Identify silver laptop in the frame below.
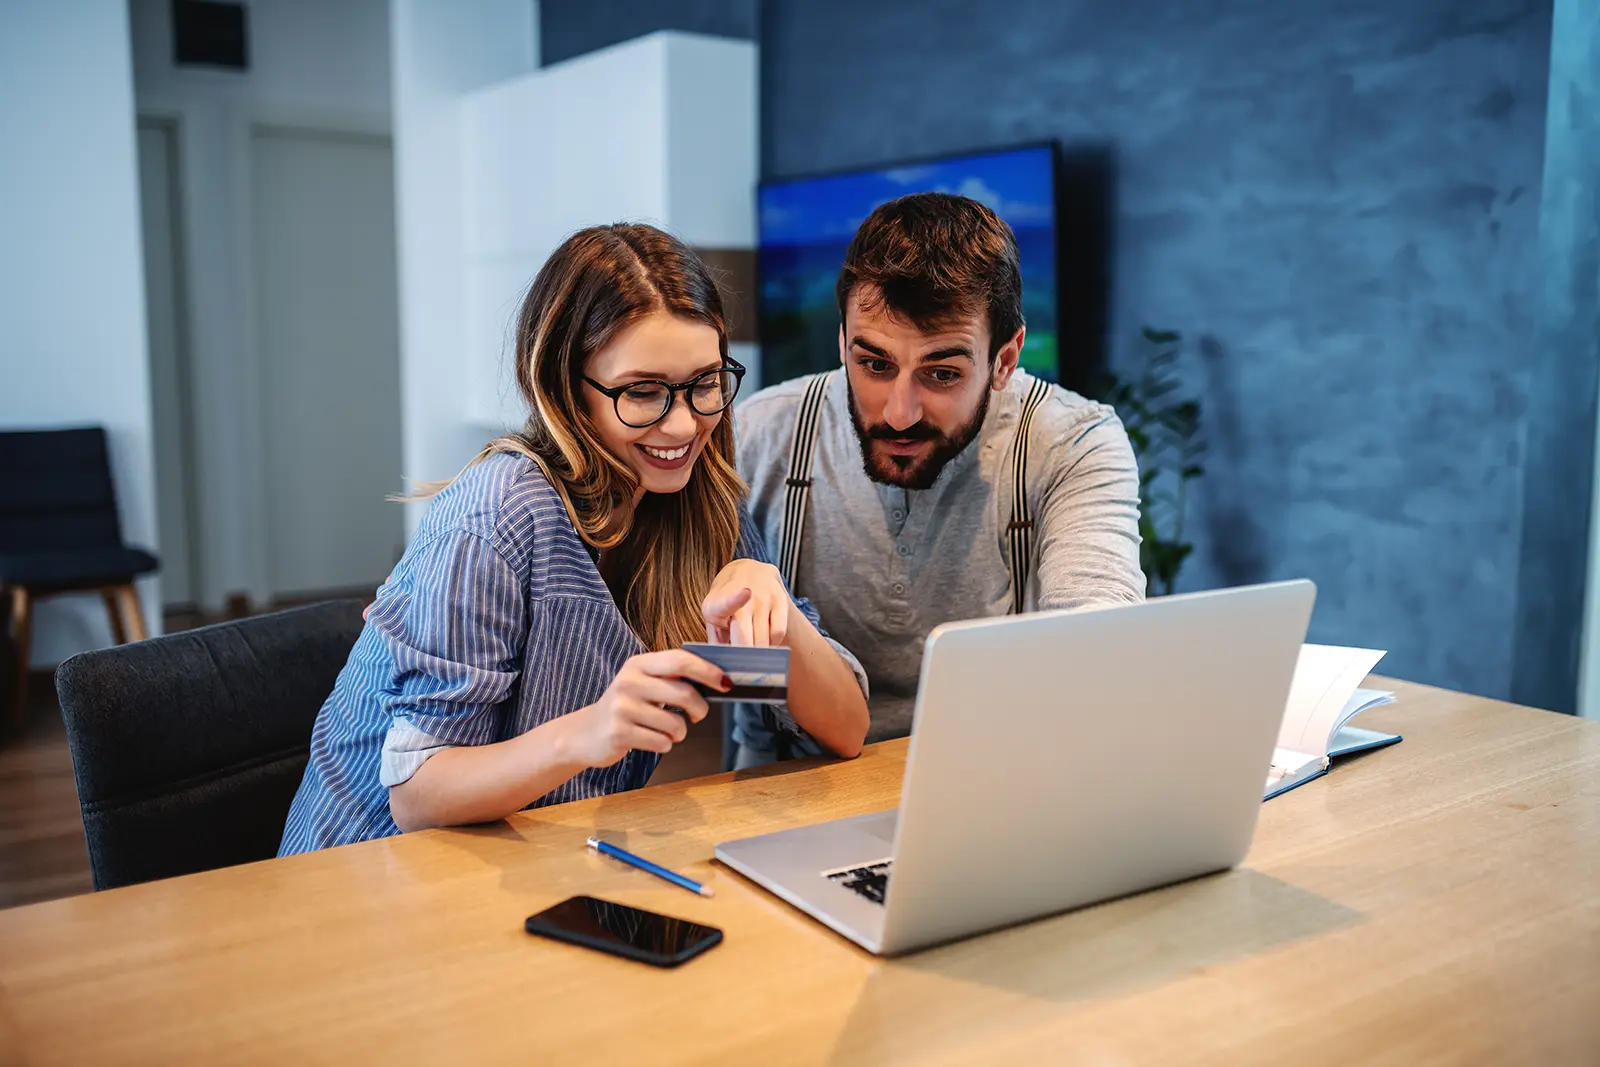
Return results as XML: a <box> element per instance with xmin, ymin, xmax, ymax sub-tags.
<box><xmin>714</xmin><ymin>580</ymin><xmax>1316</xmax><ymax>955</ymax></box>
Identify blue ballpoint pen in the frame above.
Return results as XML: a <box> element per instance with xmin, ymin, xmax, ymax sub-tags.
<box><xmin>586</xmin><ymin>837</ymin><xmax>715</xmax><ymax>898</ymax></box>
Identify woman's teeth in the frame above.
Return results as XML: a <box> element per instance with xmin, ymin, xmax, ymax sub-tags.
<box><xmin>642</xmin><ymin>443</ymin><xmax>690</xmax><ymax>461</ymax></box>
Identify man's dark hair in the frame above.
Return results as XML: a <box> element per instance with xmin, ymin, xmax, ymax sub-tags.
<box><xmin>834</xmin><ymin>192</ymin><xmax>1024</xmax><ymax>359</ymax></box>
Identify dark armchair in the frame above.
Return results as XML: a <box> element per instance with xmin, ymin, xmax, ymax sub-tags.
<box><xmin>54</xmin><ymin>600</ymin><xmax>365</xmax><ymax>890</ymax></box>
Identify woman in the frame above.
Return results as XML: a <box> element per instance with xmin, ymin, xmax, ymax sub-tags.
<box><xmin>279</xmin><ymin>224</ymin><xmax>869</xmax><ymax>855</ymax></box>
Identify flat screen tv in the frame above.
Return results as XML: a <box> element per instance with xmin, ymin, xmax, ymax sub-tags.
<box><xmin>757</xmin><ymin>142</ymin><xmax>1062</xmax><ymax>388</ymax></box>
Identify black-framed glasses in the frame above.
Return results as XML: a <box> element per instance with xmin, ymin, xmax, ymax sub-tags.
<box><xmin>583</xmin><ymin>358</ymin><xmax>746</xmax><ymax>429</ymax></box>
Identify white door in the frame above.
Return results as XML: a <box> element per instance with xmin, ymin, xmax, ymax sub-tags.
<box><xmin>137</xmin><ymin>119</ymin><xmax>199</xmax><ymax>607</ymax></box>
<box><xmin>250</xmin><ymin>127</ymin><xmax>404</xmax><ymax>598</ymax></box>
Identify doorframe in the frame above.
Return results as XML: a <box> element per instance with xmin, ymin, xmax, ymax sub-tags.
<box><xmin>135</xmin><ymin>113</ymin><xmax>204</xmax><ymax>611</ymax></box>
<box><xmin>128</xmin><ymin>95</ymin><xmax>394</xmax><ymax>614</ymax></box>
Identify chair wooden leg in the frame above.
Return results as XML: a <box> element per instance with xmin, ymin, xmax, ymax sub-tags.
<box><xmin>114</xmin><ymin>584</ymin><xmax>149</xmax><ymax>643</ymax></box>
<box><xmin>9</xmin><ymin>586</ymin><xmax>32</xmax><ymax>727</ymax></box>
<box><xmin>101</xmin><ymin>588</ymin><xmax>128</xmax><ymax>645</ymax></box>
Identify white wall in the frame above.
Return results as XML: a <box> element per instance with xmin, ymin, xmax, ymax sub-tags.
<box><xmin>664</xmin><ymin>35</ymin><xmax>760</xmax><ymax>391</ymax></box>
<box><xmin>460</xmin><ymin>36</ymin><xmax>669</xmax><ymax>428</ymax></box>
<box><xmin>663</xmin><ymin>34</ymin><xmax>758</xmax><ymax>252</ymax></box>
<box><xmin>394</xmin><ymin>19</ymin><xmax>757</xmax><ymax>534</ymax></box>
<box><xmin>127</xmin><ymin>0</ymin><xmax>393</xmax><ymax>609</ymax></box>
<box><xmin>0</xmin><ymin>1</ymin><xmax>161</xmax><ymax>666</ymax></box>
<box><xmin>390</xmin><ymin>0</ymin><xmax>540</xmax><ymax>535</ymax></box>
<box><xmin>130</xmin><ymin>0</ymin><xmax>391</xmax><ymax>119</ymax></box>
<box><xmin>458</xmin><ymin>32</ymin><xmax>760</xmax><ymax>427</ymax></box>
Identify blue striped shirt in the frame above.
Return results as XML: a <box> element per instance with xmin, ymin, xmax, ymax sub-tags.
<box><xmin>279</xmin><ymin>453</ymin><xmax>865</xmax><ymax>856</ymax></box>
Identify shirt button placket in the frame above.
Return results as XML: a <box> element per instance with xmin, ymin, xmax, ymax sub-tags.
<box><xmin>889</xmin><ymin>541</ymin><xmax>912</xmax><ymax>624</ymax></box>
<box><xmin>888</xmin><ymin>488</ymin><xmax>913</xmax><ymax>622</ymax></box>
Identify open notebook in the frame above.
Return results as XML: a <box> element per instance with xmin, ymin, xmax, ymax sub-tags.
<box><xmin>1264</xmin><ymin>644</ymin><xmax>1403</xmax><ymax>800</ymax></box>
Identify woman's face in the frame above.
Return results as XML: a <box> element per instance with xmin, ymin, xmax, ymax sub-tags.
<box><xmin>582</xmin><ymin>310</ymin><xmax>727</xmax><ymax>497</ymax></box>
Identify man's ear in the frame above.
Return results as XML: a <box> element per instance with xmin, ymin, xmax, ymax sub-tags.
<box><xmin>991</xmin><ymin>325</ymin><xmax>1026</xmax><ymax>389</ymax></box>
<box><xmin>838</xmin><ymin>324</ymin><xmax>847</xmax><ymax>366</ymax></box>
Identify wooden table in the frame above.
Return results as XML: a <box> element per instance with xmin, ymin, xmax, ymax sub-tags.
<box><xmin>1</xmin><ymin>679</ymin><xmax>1597</xmax><ymax>1065</ymax></box>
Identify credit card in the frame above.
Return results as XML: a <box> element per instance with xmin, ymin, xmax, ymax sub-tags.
<box><xmin>682</xmin><ymin>643</ymin><xmax>790</xmax><ymax>704</ymax></box>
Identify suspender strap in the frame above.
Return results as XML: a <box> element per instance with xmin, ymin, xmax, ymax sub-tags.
<box><xmin>763</xmin><ymin>372</ymin><xmax>833</xmax><ymax>761</ymax></box>
<box><xmin>1007</xmin><ymin>377</ymin><xmax>1054</xmax><ymax>614</ymax></box>
<box><xmin>777</xmin><ymin>372</ymin><xmax>833</xmax><ymax>592</ymax></box>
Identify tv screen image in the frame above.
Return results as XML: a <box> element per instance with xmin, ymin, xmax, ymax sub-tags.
<box><xmin>757</xmin><ymin>143</ymin><xmax>1059</xmax><ymax>388</ymax></box>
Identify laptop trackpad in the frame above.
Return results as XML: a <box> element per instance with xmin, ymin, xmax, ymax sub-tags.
<box><xmin>858</xmin><ymin>810</ymin><xmax>898</xmax><ymax>844</ymax></box>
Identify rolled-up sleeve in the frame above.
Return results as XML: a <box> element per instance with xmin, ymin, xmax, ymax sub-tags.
<box><xmin>1035</xmin><ymin>410</ymin><xmax>1146</xmax><ymax>610</ymax></box>
<box><xmin>379</xmin><ymin>718</ymin><xmax>455</xmax><ymax>788</ymax></box>
<box><xmin>366</xmin><ymin>526</ymin><xmax>527</xmax><ymax>786</ymax></box>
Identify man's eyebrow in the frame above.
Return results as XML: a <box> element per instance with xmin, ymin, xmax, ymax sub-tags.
<box><xmin>919</xmin><ymin>346</ymin><xmax>974</xmax><ymax>364</ymax></box>
<box><xmin>849</xmin><ymin>336</ymin><xmax>891</xmax><ymax>358</ymax></box>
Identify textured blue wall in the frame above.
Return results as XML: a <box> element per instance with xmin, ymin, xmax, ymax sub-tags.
<box><xmin>761</xmin><ymin>0</ymin><xmax>1551</xmax><ymax>700</ymax></box>
<box><xmin>539</xmin><ymin>0</ymin><xmax>1560</xmax><ymax>702</ymax></box>
<box><xmin>1512</xmin><ymin>0</ymin><xmax>1600</xmax><ymax>713</ymax></box>
<box><xmin>538</xmin><ymin>0</ymin><xmax>755</xmax><ymax>66</ymax></box>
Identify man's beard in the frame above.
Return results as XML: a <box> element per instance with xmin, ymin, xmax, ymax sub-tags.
<box><xmin>847</xmin><ymin>379</ymin><xmax>991</xmax><ymax>491</ymax></box>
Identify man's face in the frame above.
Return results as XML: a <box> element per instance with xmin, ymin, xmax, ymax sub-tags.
<box><xmin>841</xmin><ymin>285</ymin><xmax>1024</xmax><ymax>490</ymax></box>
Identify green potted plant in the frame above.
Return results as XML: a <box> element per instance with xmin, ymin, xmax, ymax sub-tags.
<box><xmin>1092</xmin><ymin>327</ymin><xmax>1206</xmax><ymax>597</ymax></box>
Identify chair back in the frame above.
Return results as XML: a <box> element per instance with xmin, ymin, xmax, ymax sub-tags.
<box><xmin>56</xmin><ymin>600</ymin><xmax>366</xmax><ymax>889</ymax></box>
<box><xmin>0</xmin><ymin>427</ymin><xmax>124</xmax><ymax>555</ymax></box>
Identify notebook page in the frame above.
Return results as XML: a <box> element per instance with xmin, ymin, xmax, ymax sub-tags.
<box><xmin>1332</xmin><ymin>689</ymin><xmax>1395</xmax><ymax>735</ymax></box>
<box><xmin>1265</xmin><ymin>751</ymin><xmax>1328</xmax><ymax>798</ymax></box>
<box><xmin>1278</xmin><ymin>645</ymin><xmax>1387</xmax><ymax>756</ymax></box>
<box><xmin>1270</xmin><ymin>747</ymin><xmax>1324</xmax><ymax>775</ymax></box>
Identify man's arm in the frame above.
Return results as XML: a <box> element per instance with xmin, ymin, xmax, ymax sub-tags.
<box><xmin>1033</xmin><ymin>408</ymin><xmax>1146</xmax><ymax>610</ymax></box>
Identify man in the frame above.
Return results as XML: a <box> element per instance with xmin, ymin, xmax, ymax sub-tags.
<box><xmin>733</xmin><ymin>192</ymin><xmax>1144</xmax><ymax>766</ymax></box>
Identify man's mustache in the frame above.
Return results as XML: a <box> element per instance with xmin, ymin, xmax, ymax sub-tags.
<box><xmin>863</xmin><ymin>422</ymin><xmax>943</xmax><ymax>442</ymax></box>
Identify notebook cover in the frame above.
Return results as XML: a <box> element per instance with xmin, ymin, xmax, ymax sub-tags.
<box><xmin>1264</xmin><ymin>729</ymin><xmax>1402</xmax><ymax>802</ymax></box>
<box><xmin>1263</xmin><ymin>762</ymin><xmax>1329</xmax><ymax>802</ymax></box>
<box><xmin>1329</xmin><ymin>726</ymin><xmax>1403</xmax><ymax>760</ymax></box>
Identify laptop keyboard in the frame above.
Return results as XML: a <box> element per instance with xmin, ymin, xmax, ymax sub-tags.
<box><xmin>826</xmin><ymin>860</ymin><xmax>893</xmax><ymax>904</ymax></box>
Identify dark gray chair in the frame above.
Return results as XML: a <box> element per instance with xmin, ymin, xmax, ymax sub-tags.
<box><xmin>0</xmin><ymin>623</ymin><xmax>15</xmax><ymax>727</ymax></box>
<box><xmin>2</xmin><ymin>427</ymin><xmax>161</xmax><ymax>723</ymax></box>
<box><xmin>55</xmin><ymin>600</ymin><xmax>365</xmax><ymax>890</ymax></box>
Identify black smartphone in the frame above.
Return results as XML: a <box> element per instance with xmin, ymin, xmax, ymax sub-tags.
<box><xmin>524</xmin><ymin>895</ymin><xmax>723</xmax><ymax>967</ymax></box>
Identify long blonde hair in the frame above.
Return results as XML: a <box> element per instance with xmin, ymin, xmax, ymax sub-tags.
<box><xmin>442</xmin><ymin>225</ymin><xmax>745</xmax><ymax>652</ymax></box>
